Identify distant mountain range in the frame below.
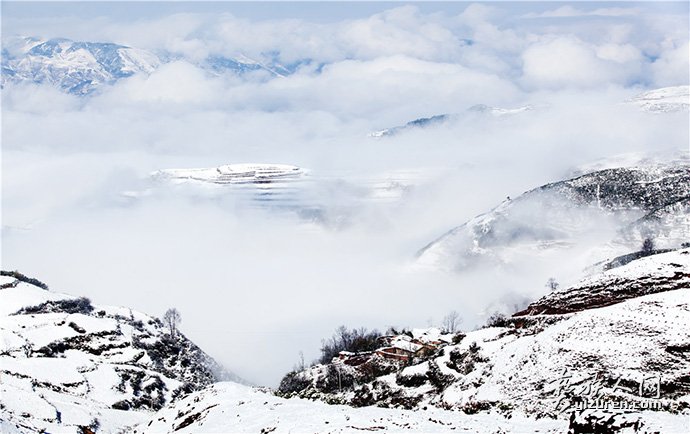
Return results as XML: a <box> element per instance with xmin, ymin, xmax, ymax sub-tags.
<box><xmin>1</xmin><ymin>36</ymin><xmax>307</xmax><ymax>94</ymax></box>
<box><xmin>368</xmin><ymin>104</ymin><xmax>535</xmax><ymax>138</ymax></box>
<box><xmin>369</xmin><ymin>86</ymin><xmax>689</xmax><ymax>138</ymax></box>
<box><xmin>3</xmin><ymin>36</ymin><xmax>689</xmax><ymax>111</ymax></box>
<box><xmin>1</xmin><ymin>37</ymin><xmax>159</xmax><ymax>94</ymax></box>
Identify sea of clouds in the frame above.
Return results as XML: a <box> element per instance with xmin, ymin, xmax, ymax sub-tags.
<box><xmin>2</xmin><ymin>2</ymin><xmax>688</xmax><ymax>385</ymax></box>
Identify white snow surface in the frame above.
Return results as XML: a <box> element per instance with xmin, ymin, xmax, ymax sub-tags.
<box><xmin>134</xmin><ymin>381</ymin><xmax>565</xmax><ymax>433</ymax></box>
<box><xmin>153</xmin><ymin>163</ymin><xmax>306</xmax><ymax>185</ymax></box>
<box><xmin>411</xmin><ymin>327</ymin><xmax>454</xmax><ymax>344</ymax></box>
<box><xmin>628</xmin><ymin>85</ymin><xmax>690</xmax><ymax>113</ymax></box>
<box><xmin>0</xmin><ymin>277</ymin><xmax>231</xmax><ymax>433</ymax></box>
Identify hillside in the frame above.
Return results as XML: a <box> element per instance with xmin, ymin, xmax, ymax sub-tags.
<box><xmin>262</xmin><ymin>249</ymin><xmax>690</xmax><ymax>433</ymax></box>
<box><xmin>514</xmin><ymin>247</ymin><xmax>690</xmax><ymax>315</ymax></box>
<box><xmin>0</xmin><ymin>271</ymin><xmax>241</xmax><ymax>433</ymax></box>
<box><xmin>417</xmin><ymin>162</ymin><xmax>690</xmax><ymax>272</ymax></box>
<box><xmin>2</xmin><ymin>253</ymin><xmax>688</xmax><ymax>433</ymax></box>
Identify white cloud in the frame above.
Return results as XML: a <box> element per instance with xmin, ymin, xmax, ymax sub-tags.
<box><xmin>591</xmin><ymin>7</ymin><xmax>642</xmax><ymax>18</ymax></box>
<box><xmin>522</xmin><ymin>6</ymin><xmax>641</xmax><ymax>19</ymax></box>
<box><xmin>522</xmin><ymin>5</ymin><xmax>583</xmax><ymax>19</ymax></box>
<box><xmin>103</xmin><ymin>61</ymin><xmax>223</xmax><ymax>105</ymax></box>
<box><xmin>596</xmin><ymin>43</ymin><xmax>643</xmax><ymax>64</ymax></box>
<box><xmin>651</xmin><ymin>40</ymin><xmax>690</xmax><ymax>87</ymax></box>
<box><xmin>521</xmin><ymin>36</ymin><xmax>644</xmax><ymax>89</ymax></box>
<box><xmin>337</xmin><ymin>6</ymin><xmax>463</xmax><ymax>62</ymax></box>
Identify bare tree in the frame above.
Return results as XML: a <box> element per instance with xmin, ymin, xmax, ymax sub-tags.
<box><xmin>441</xmin><ymin>310</ymin><xmax>462</xmax><ymax>333</ymax></box>
<box><xmin>296</xmin><ymin>351</ymin><xmax>306</xmax><ymax>371</ymax></box>
<box><xmin>546</xmin><ymin>277</ymin><xmax>560</xmax><ymax>292</ymax></box>
<box><xmin>642</xmin><ymin>237</ymin><xmax>655</xmax><ymax>255</ymax></box>
<box><xmin>319</xmin><ymin>326</ymin><xmax>381</xmax><ymax>364</ymax></box>
<box><xmin>485</xmin><ymin>311</ymin><xmax>508</xmax><ymax>328</ymax></box>
<box><xmin>163</xmin><ymin>308</ymin><xmax>181</xmax><ymax>338</ymax></box>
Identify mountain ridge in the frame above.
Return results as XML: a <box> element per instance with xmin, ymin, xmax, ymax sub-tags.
<box><xmin>1</xmin><ymin>36</ymin><xmax>305</xmax><ymax>94</ymax></box>
<box><xmin>416</xmin><ymin>162</ymin><xmax>690</xmax><ymax>273</ymax></box>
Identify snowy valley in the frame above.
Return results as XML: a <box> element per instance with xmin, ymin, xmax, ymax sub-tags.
<box><xmin>2</xmin><ymin>247</ymin><xmax>689</xmax><ymax>433</ymax></box>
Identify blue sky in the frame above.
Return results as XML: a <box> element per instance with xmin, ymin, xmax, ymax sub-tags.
<box><xmin>3</xmin><ymin>1</ymin><xmax>688</xmax><ymax>24</ymax></box>
<box><xmin>3</xmin><ymin>0</ymin><xmax>688</xmax><ymax>90</ymax></box>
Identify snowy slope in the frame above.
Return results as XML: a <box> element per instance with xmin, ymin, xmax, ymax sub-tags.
<box><xmin>417</xmin><ymin>162</ymin><xmax>690</xmax><ymax>272</ymax></box>
<box><xmin>134</xmin><ymin>381</ymin><xmax>567</xmax><ymax>433</ymax></box>
<box><xmin>264</xmin><ymin>250</ymin><xmax>690</xmax><ymax>433</ymax></box>
<box><xmin>0</xmin><ymin>272</ymin><xmax>241</xmax><ymax>433</ymax></box>
<box><xmin>515</xmin><ymin>248</ymin><xmax>690</xmax><ymax>315</ymax></box>
<box><xmin>628</xmin><ymin>86</ymin><xmax>690</xmax><ymax>113</ymax></box>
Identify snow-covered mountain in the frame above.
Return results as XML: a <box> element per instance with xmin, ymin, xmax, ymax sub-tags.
<box><xmin>0</xmin><ymin>271</ymin><xmax>243</xmax><ymax>433</ymax></box>
<box><xmin>514</xmin><ymin>247</ymin><xmax>690</xmax><ymax>315</ymax></box>
<box><xmin>417</xmin><ymin>162</ymin><xmax>690</xmax><ymax>272</ymax></box>
<box><xmin>204</xmin><ymin>52</ymin><xmax>305</xmax><ymax>78</ymax></box>
<box><xmin>260</xmin><ymin>249</ymin><xmax>690</xmax><ymax>433</ymax></box>
<box><xmin>628</xmin><ymin>85</ymin><xmax>690</xmax><ymax>113</ymax></box>
<box><xmin>1</xmin><ymin>36</ymin><xmax>306</xmax><ymax>94</ymax></box>
<box><xmin>1</xmin><ymin>37</ymin><xmax>160</xmax><ymax>94</ymax></box>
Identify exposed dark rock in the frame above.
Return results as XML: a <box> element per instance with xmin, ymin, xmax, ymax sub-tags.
<box><xmin>0</xmin><ymin>270</ymin><xmax>49</xmax><ymax>290</ymax></box>
<box><xmin>514</xmin><ymin>270</ymin><xmax>689</xmax><ymax>316</ymax></box>
<box><xmin>15</xmin><ymin>297</ymin><xmax>94</xmax><ymax>315</ymax></box>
